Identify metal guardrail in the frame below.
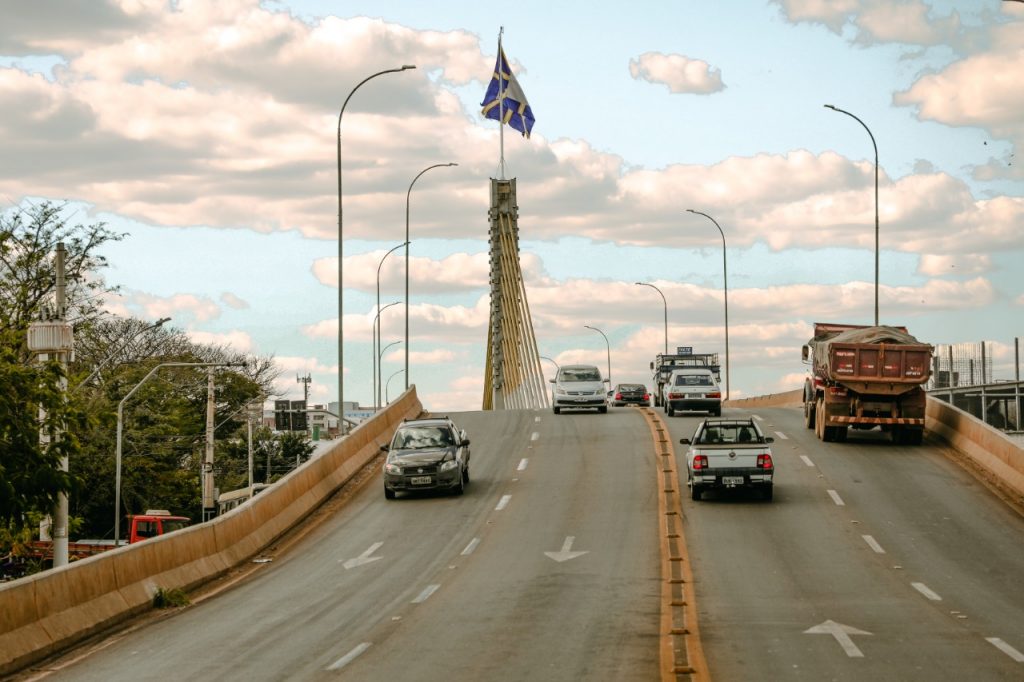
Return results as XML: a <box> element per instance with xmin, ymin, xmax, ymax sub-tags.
<box><xmin>926</xmin><ymin>380</ymin><xmax>1023</xmax><ymax>435</ymax></box>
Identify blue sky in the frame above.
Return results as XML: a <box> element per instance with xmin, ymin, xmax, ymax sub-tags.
<box><xmin>1</xmin><ymin>0</ymin><xmax>1022</xmax><ymax>411</ymax></box>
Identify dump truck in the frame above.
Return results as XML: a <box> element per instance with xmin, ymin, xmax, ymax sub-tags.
<box><xmin>25</xmin><ymin>510</ymin><xmax>190</xmax><ymax>563</ymax></box>
<box><xmin>650</xmin><ymin>347</ymin><xmax>720</xmax><ymax>407</ymax></box>
<box><xmin>802</xmin><ymin>323</ymin><xmax>933</xmax><ymax>444</ymax></box>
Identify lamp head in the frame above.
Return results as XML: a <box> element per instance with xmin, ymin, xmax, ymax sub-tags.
<box><xmin>824</xmin><ymin>104</ymin><xmax>837</xmax><ymax>110</ymax></box>
<box><xmin>401</xmin><ymin>65</ymin><xmax>416</xmax><ymax>71</ymax></box>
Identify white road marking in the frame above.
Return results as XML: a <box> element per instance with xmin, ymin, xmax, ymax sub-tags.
<box><xmin>340</xmin><ymin>542</ymin><xmax>383</xmax><ymax>569</ymax></box>
<box><xmin>986</xmin><ymin>637</ymin><xmax>1024</xmax><ymax>663</ymax></box>
<box><xmin>530</xmin><ymin>431</ymin><xmax>540</xmax><ymax>441</ymax></box>
<box><xmin>412</xmin><ymin>584</ymin><xmax>440</xmax><ymax>603</ymax></box>
<box><xmin>862</xmin><ymin>535</ymin><xmax>886</xmax><ymax>554</ymax></box>
<box><xmin>461</xmin><ymin>538</ymin><xmax>480</xmax><ymax>556</ymax></box>
<box><xmin>800</xmin><ymin>455</ymin><xmax>815</xmax><ymax>467</ymax></box>
<box><xmin>327</xmin><ymin>643</ymin><xmax>371</xmax><ymax>671</ymax></box>
<box><xmin>535</xmin><ymin>416</ymin><xmax>541</xmax><ymax>423</ymax></box>
<box><xmin>912</xmin><ymin>582</ymin><xmax>942</xmax><ymax>601</ymax></box>
<box><xmin>543</xmin><ymin>536</ymin><xmax>589</xmax><ymax>563</ymax></box>
<box><xmin>774</xmin><ymin>431</ymin><xmax>789</xmax><ymax>440</ymax></box>
<box><xmin>827</xmin><ymin>489</ymin><xmax>845</xmax><ymax>506</ymax></box>
<box><xmin>804</xmin><ymin>620</ymin><xmax>871</xmax><ymax>658</ymax></box>
<box><xmin>517</xmin><ymin>458</ymin><xmax>528</xmax><ymax>471</ymax></box>
<box><xmin>495</xmin><ymin>494</ymin><xmax>512</xmax><ymax>511</ymax></box>
<box><xmin>752</xmin><ymin>414</ymin><xmax>763</xmax><ymax>421</ymax></box>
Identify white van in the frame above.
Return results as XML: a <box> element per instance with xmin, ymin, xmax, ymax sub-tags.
<box><xmin>663</xmin><ymin>368</ymin><xmax>721</xmax><ymax>417</ymax></box>
<box><xmin>550</xmin><ymin>364</ymin><xmax>609</xmax><ymax>414</ymax></box>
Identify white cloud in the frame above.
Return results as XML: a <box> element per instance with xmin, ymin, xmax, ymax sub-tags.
<box><xmin>628</xmin><ymin>52</ymin><xmax>725</xmax><ymax>95</ymax></box>
<box><xmin>773</xmin><ymin>0</ymin><xmax>962</xmax><ymax>46</ymax></box>
<box><xmin>220</xmin><ymin>292</ymin><xmax>250</xmax><ymax>310</ymax></box>
<box><xmin>917</xmin><ymin>254</ymin><xmax>991</xmax><ymax>277</ymax></box>
<box><xmin>103</xmin><ymin>290</ymin><xmax>222</xmax><ymax>323</ymax></box>
<box><xmin>186</xmin><ymin>329</ymin><xmax>255</xmax><ymax>352</ymax></box>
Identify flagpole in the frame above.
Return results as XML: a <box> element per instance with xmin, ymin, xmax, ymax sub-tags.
<box><xmin>498</xmin><ymin>27</ymin><xmax>505</xmax><ymax>180</ymax></box>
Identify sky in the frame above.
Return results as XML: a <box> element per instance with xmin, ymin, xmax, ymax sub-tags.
<box><xmin>1</xmin><ymin>0</ymin><xmax>1022</xmax><ymax>413</ymax></box>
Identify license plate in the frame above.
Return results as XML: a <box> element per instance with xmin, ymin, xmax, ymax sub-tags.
<box><xmin>410</xmin><ymin>476</ymin><xmax>432</xmax><ymax>485</ymax></box>
<box><xmin>575</xmin><ymin>398</ymin><xmax>589</xmax><ymax>403</ymax></box>
<box><xmin>722</xmin><ymin>476</ymin><xmax>744</xmax><ymax>486</ymax></box>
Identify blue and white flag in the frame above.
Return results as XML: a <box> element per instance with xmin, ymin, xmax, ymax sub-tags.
<box><xmin>481</xmin><ymin>43</ymin><xmax>535</xmax><ymax>138</ymax></box>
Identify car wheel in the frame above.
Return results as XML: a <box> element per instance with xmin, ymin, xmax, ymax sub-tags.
<box><xmin>690</xmin><ymin>484</ymin><xmax>702</xmax><ymax>501</ymax></box>
<box><xmin>712</xmin><ymin>407</ymin><xmax>722</xmax><ymax>417</ymax></box>
<box><xmin>463</xmin><ymin>466</ymin><xmax>470</xmax><ymax>484</ymax></box>
<box><xmin>553</xmin><ymin>406</ymin><xmax>561</xmax><ymax>415</ymax></box>
<box><xmin>384</xmin><ymin>485</ymin><xmax>396</xmax><ymax>500</ymax></box>
<box><xmin>804</xmin><ymin>400</ymin><xmax>816</xmax><ymax>429</ymax></box>
<box><xmin>453</xmin><ymin>473</ymin><xmax>465</xmax><ymax>496</ymax></box>
<box><xmin>762</xmin><ymin>485</ymin><xmax>773</xmax><ymax>502</ymax></box>
<box><xmin>598</xmin><ymin>405</ymin><xmax>607</xmax><ymax>414</ymax></box>
<box><xmin>667</xmin><ymin>403</ymin><xmax>675</xmax><ymax>417</ymax></box>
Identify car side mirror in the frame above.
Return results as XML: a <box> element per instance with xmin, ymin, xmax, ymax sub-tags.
<box><xmin>764</xmin><ymin>437</ymin><xmax>775</xmax><ymax>443</ymax></box>
<box><xmin>603</xmin><ymin>378</ymin><xmax>610</xmax><ymax>383</ymax></box>
<box><xmin>801</xmin><ymin>345</ymin><xmax>810</xmax><ymax>363</ymax></box>
<box><xmin>379</xmin><ymin>443</ymin><xmax>390</xmax><ymax>452</ymax></box>
<box><xmin>462</xmin><ymin>439</ymin><xmax>471</xmax><ymax>447</ymax></box>
<box><xmin>548</xmin><ymin>378</ymin><xmax>555</xmax><ymax>383</ymax></box>
<box><xmin>679</xmin><ymin>438</ymin><xmax>691</xmax><ymax>445</ymax></box>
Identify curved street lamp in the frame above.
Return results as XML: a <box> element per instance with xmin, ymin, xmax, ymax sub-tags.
<box><xmin>686</xmin><ymin>209</ymin><xmax>730</xmax><ymax>401</ymax></box>
<box><xmin>584</xmin><ymin>325</ymin><xmax>611</xmax><ymax>385</ymax></box>
<box><xmin>375</xmin><ymin>242</ymin><xmax>407</xmax><ymax>409</ymax></box>
<box><xmin>635</xmin><ymin>282</ymin><xmax>668</xmax><ymax>355</ymax></box>
<box><xmin>824</xmin><ymin>103</ymin><xmax>879</xmax><ymax>326</ymax></box>
<box><xmin>72</xmin><ymin>317</ymin><xmax>171</xmax><ymax>393</ymax></box>
<box><xmin>337</xmin><ymin>64</ymin><xmax>416</xmax><ymax>434</ymax></box>
<box><xmin>385</xmin><ymin>369</ymin><xmax>405</xmax><ymax>404</ymax></box>
<box><xmin>372</xmin><ymin>301</ymin><xmax>400</xmax><ymax>409</ymax></box>
<box><xmin>378</xmin><ymin>340</ymin><xmax>402</xmax><ymax>410</ymax></box>
<box><xmin>405</xmin><ymin>162</ymin><xmax>458</xmax><ymax>391</ymax></box>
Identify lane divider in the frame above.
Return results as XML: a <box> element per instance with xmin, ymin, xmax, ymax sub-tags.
<box><xmin>638</xmin><ymin>406</ymin><xmax>709</xmax><ymax>681</ymax></box>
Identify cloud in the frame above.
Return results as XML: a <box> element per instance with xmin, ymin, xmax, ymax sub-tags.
<box><xmin>772</xmin><ymin>0</ymin><xmax>963</xmax><ymax>47</ymax></box>
<box><xmin>628</xmin><ymin>52</ymin><xmax>724</xmax><ymax>95</ymax></box>
<box><xmin>220</xmin><ymin>292</ymin><xmax>250</xmax><ymax>310</ymax></box>
<box><xmin>103</xmin><ymin>290</ymin><xmax>222</xmax><ymax>323</ymax></box>
<box><xmin>186</xmin><ymin>329</ymin><xmax>255</xmax><ymax>352</ymax></box>
<box><xmin>917</xmin><ymin>254</ymin><xmax>991</xmax><ymax>277</ymax></box>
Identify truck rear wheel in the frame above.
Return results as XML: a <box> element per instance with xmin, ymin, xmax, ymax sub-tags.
<box><xmin>804</xmin><ymin>400</ymin><xmax>816</xmax><ymax>429</ymax></box>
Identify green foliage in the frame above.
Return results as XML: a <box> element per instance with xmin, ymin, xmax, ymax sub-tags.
<box><xmin>153</xmin><ymin>586</ymin><xmax>190</xmax><ymax>608</ymax></box>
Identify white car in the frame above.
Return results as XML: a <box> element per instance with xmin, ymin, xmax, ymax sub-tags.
<box><xmin>550</xmin><ymin>364</ymin><xmax>609</xmax><ymax>414</ymax></box>
<box><xmin>663</xmin><ymin>368</ymin><xmax>722</xmax><ymax>417</ymax></box>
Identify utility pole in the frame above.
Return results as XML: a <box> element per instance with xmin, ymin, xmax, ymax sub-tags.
<box><xmin>202</xmin><ymin>367</ymin><xmax>216</xmax><ymax>521</ymax></box>
<box><xmin>27</xmin><ymin>243</ymin><xmax>74</xmax><ymax>567</ymax></box>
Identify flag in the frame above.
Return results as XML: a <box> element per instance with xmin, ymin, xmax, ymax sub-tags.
<box><xmin>480</xmin><ymin>44</ymin><xmax>535</xmax><ymax>138</ymax></box>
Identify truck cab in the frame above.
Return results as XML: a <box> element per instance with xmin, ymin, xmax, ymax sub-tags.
<box><xmin>127</xmin><ymin>510</ymin><xmax>190</xmax><ymax>544</ymax></box>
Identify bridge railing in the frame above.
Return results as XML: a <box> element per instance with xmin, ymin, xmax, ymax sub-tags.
<box><xmin>0</xmin><ymin>387</ymin><xmax>423</xmax><ymax>676</ymax></box>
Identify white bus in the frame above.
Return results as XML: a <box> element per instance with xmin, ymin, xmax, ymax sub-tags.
<box><xmin>217</xmin><ymin>483</ymin><xmax>270</xmax><ymax>514</ymax></box>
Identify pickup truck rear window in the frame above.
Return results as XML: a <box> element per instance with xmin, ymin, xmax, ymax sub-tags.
<box><xmin>698</xmin><ymin>425</ymin><xmax>757</xmax><ymax>444</ymax></box>
<box><xmin>675</xmin><ymin>375</ymin><xmax>713</xmax><ymax>386</ymax></box>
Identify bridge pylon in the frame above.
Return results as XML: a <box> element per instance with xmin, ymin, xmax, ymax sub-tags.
<box><xmin>483</xmin><ymin>178</ymin><xmax>549</xmax><ymax>411</ymax></box>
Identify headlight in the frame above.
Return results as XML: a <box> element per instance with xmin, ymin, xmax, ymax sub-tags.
<box><xmin>384</xmin><ymin>463</ymin><xmax>402</xmax><ymax>475</ymax></box>
<box><xmin>439</xmin><ymin>460</ymin><xmax>458</xmax><ymax>472</ymax></box>
<box><xmin>554</xmin><ymin>387</ymin><xmax>567</xmax><ymax>395</ymax></box>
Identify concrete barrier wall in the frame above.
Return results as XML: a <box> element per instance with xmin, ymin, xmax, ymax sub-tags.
<box><xmin>0</xmin><ymin>388</ymin><xmax>423</xmax><ymax>676</ymax></box>
<box><xmin>724</xmin><ymin>388</ymin><xmax>803</xmax><ymax>409</ymax></box>
<box><xmin>926</xmin><ymin>397</ymin><xmax>1024</xmax><ymax>502</ymax></box>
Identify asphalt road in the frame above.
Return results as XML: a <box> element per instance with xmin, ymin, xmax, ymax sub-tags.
<box><xmin>663</xmin><ymin>405</ymin><xmax>1024</xmax><ymax>681</ymax></box>
<box><xmin>44</xmin><ymin>407</ymin><xmax>662</xmax><ymax>681</ymax></box>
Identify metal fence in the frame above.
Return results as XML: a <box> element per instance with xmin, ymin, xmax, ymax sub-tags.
<box><xmin>926</xmin><ymin>337</ymin><xmax>1022</xmax><ymax>434</ymax></box>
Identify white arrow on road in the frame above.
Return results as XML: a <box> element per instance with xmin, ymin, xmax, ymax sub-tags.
<box><xmin>341</xmin><ymin>542</ymin><xmax>383</xmax><ymax>569</ymax></box>
<box><xmin>544</xmin><ymin>536</ymin><xmax>589</xmax><ymax>563</ymax></box>
<box><xmin>804</xmin><ymin>620</ymin><xmax>872</xmax><ymax>658</ymax></box>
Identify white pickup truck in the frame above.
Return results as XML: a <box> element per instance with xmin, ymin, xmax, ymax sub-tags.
<box><xmin>679</xmin><ymin>418</ymin><xmax>775</xmax><ymax>501</ymax></box>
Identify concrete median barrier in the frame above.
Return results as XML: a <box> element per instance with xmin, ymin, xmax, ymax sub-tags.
<box><xmin>0</xmin><ymin>387</ymin><xmax>422</xmax><ymax>676</ymax></box>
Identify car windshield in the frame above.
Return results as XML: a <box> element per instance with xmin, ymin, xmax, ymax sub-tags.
<box><xmin>560</xmin><ymin>368</ymin><xmax>600</xmax><ymax>382</ymax></box>
<box><xmin>393</xmin><ymin>426</ymin><xmax>455</xmax><ymax>449</ymax></box>
<box><xmin>698</xmin><ymin>424</ymin><xmax>757</xmax><ymax>444</ymax></box>
<box><xmin>675</xmin><ymin>374</ymin><xmax>713</xmax><ymax>386</ymax></box>
<box><xmin>618</xmin><ymin>384</ymin><xmax>644</xmax><ymax>391</ymax></box>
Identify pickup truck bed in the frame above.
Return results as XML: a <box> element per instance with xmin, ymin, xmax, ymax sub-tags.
<box><xmin>680</xmin><ymin>419</ymin><xmax>775</xmax><ymax>501</ymax></box>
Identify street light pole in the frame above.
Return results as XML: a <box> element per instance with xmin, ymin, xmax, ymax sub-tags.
<box><xmin>373</xmin><ymin>302</ymin><xmax>400</xmax><ymax>409</ymax></box>
<box><xmin>72</xmin><ymin>317</ymin><xmax>171</xmax><ymax>393</ymax></box>
<box><xmin>405</xmin><ymin>162</ymin><xmax>458</xmax><ymax>391</ymax></box>
<box><xmin>385</xmin><ymin>369</ymin><xmax>405</xmax><ymax>404</ymax></box>
<box><xmin>337</xmin><ymin>65</ymin><xmax>415</xmax><ymax>435</ymax></box>
<box><xmin>378</xmin><ymin>340</ymin><xmax>401</xmax><ymax>409</ymax></box>
<box><xmin>375</xmin><ymin>242</ymin><xmax>407</xmax><ymax>410</ymax></box>
<box><xmin>584</xmin><ymin>325</ymin><xmax>611</xmax><ymax>385</ymax></box>
<box><xmin>824</xmin><ymin>104</ymin><xmax>879</xmax><ymax>326</ymax></box>
<box><xmin>686</xmin><ymin>209</ymin><xmax>730</xmax><ymax>401</ymax></box>
<box><xmin>635</xmin><ymin>282</ymin><xmax>668</xmax><ymax>355</ymax></box>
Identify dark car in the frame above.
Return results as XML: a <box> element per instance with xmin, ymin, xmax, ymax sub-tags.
<box><xmin>381</xmin><ymin>417</ymin><xmax>471</xmax><ymax>499</ymax></box>
<box><xmin>610</xmin><ymin>383</ymin><xmax>649</xmax><ymax>406</ymax></box>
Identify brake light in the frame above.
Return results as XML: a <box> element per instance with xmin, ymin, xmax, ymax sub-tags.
<box><xmin>692</xmin><ymin>455</ymin><xmax>709</xmax><ymax>470</ymax></box>
<box><xmin>707</xmin><ymin>392</ymin><xmax>721</xmax><ymax>399</ymax></box>
<box><xmin>757</xmin><ymin>453</ymin><xmax>773</xmax><ymax>469</ymax></box>
<box><xmin>828</xmin><ymin>386</ymin><xmax>848</xmax><ymax>397</ymax></box>
<box><xmin>643</xmin><ymin>393</ymin><xmax>650</xmax><ymax>401</ymax></box>
<box><xmin>615</xmin><ymin>393</ymin><xmax>622</xmax><ymax>400</ymax></box>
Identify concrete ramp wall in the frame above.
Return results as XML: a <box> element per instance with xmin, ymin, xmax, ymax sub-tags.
<box><xmin>0</xmin><ymin>388</ymin><xmax>422</xmax><ymax>676</ymax></box>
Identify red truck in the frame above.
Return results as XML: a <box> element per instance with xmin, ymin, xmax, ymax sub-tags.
<box><xmin>27</xmin><ymin>510</ymin><xmax>190</xmax><ymax>562</ymax></box>
<box><xmin>802</xmin><ymin>323</ymin><xmax>933</xmax><ymax>444</ymax></box>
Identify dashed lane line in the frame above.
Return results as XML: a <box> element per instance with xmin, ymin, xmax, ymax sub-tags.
<box><xmin>774</xmin><ymin>431</ymin><xmax>789</xmax><ymax>440</ymax></box>
<box><xmin>800</xmin><ymin>455</ymin><xmax>815</xmax><ymax>467</ymax></box>
<box><xmin>911</xmin><ymin>582</ymin><xmax>942</xmax><ymax>601</ymax></box>
<box><xmin>495</xmin><ymin>494</ymin><xmax>511</xmax><ymax>511</ymax></box>
<box><xmin>986</xmin><ymin>637</ymin><xmax>1024</xmax><ymax>663</ymax></box>
<box><xmin>326</xmin><ymin>643</ymin><xmax>371</xmax><ymax>671</ymax></box>
<box><xmin>517</xmin><ymin>458</ymin><xmax>528</xmax><ymax>471</ymax></box>
<box><xmin>412</xmin><ymin>584</ymin><xmax>440</xmax><ymax>604</ymax></box>
<box><xmin>461</xmin><ymin>538</ymin><xmax>480</xmax><ymax>556</ymax></box>
<box><xmin>827</xmin><ymin>489</ymin><xmax>846</xmax><ymax>506</ymax></box>
<box><xmin>862</xmin><ymin>535</ymin><xmax>886</xmax><ymax>554</ymax></box>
